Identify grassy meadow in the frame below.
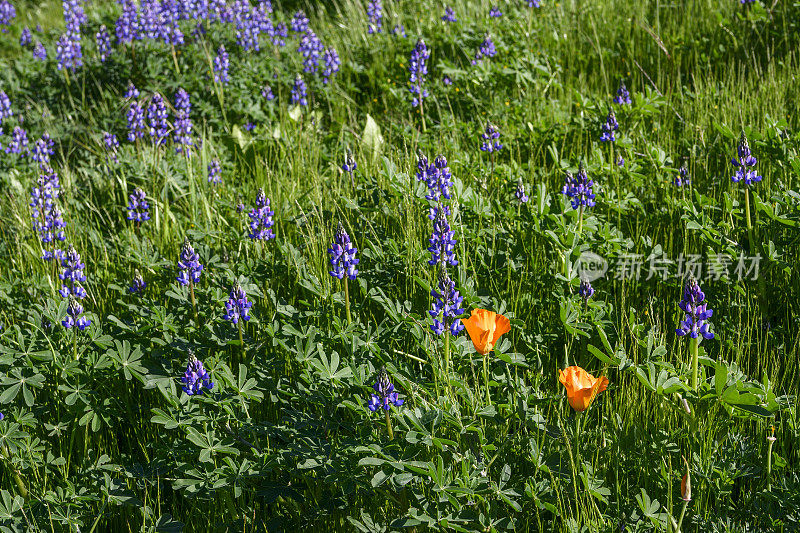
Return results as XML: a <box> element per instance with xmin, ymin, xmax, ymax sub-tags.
<box><xmin>0</xmin><ymin>0</ymin><xmax>799</xmax><ymax>531</ymax></box>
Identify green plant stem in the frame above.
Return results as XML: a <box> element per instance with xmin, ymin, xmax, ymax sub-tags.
<box><xmin>384</xmin><ymin>410</ymin><xmax>393</xmax><ymax>440</ymax></box>
<box><xmin>238</xmin><ymin>321</ymin><xmax>245</xmax><ymax>359</ymax></box>
<box><xmin>675</xmin><ymin>499</ymin><xmax>689</xmax><ymax>533</ymax></box>
<box><xmin>767</xmin><ymin>438</ymin><xmax>775</xmax><ymax>490</ymax></box>
<box><xmin>444</xmin><ymin>332</ymin><xmax>450</xmax><ymax>377</ymax></box>
<box><xmin>189</xmin><ymin>281</ymin><xmax>198</xmax><ymax>325</ymax></box>
<box><xmin>343</xmin><ymin>277</ymin><xmax>352</xmax><ymax>325</ymax></box>
<box><xmin>483</xmin><ymin>354</ymin><xmax>491</xmax><ymax>405</ymax></box>
<box><xmin>744</xmin><ymin>187</ymin><xmax>754</xmax><ymax>251</ymax></box>
<box><xmin>690</xmin><ymin>337</ymin><xmax>699</xmax><ymax>391</ymax></box>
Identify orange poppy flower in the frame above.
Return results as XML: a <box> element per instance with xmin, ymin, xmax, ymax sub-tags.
<box><xmin>558</xmin><ymin>366</ymin><xmax>609</xmax><ymax>412</ymax></box>
<box><xmin>681</xmin><ymin>473</ymin><xmax>691</xmax><ymax>501</ymax></box>
<box><xmin>461</xmin><ymin>309</ymin><xmax>511</xmax><ymax>355</ymax></box>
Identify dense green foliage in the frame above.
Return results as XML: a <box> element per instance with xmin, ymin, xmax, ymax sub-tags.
<box><xmin>0</xmin><ymin>0</ymin><xmax>799</xmax><ymax>531</ymax></box>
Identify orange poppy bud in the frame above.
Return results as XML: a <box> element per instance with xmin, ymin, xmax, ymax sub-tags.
<box><xmin>461</xmin><ymin>309</ymin><xmax>511</xmax><ymax>355</ymax></box>
<box><xmin>558</xmin><ymin>366</ymin><xmax>609</xmax><ymax>412</ymax></box>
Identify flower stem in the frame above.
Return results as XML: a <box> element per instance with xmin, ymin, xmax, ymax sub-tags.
<box><xmin>674</xmin><ymin>499</ymin><xmax>689</xmax><ymax>533</ymax></box>
<box><xmin>444</xmin><ymin>332</ymin><xmax>451</xmax><ymax>377</ymax></box>
<box><xmin>767</xmin><ymin>438</ymin><xmax>775</xmax><ymax>490</ymax></box>
<box><xmin>238</xmin><ymin>321</ymin><xmax>245</xmax><ymax>359</ymax></box>
<box><xmin>189</xmin><ymin>281</ymin><xmax>198</xmax><ymax>325</ymax></box>
<box><xmin>690</xmin><ymin>337</ymin><xmax>699</xmax><ymax>391</ymax></box>
<box><xmin>343</xmin><ymin>277</ymin><xmax>352</xmax><ymax>325</ymax></box>
<box><xmin>384</xmin><ymin>410</ymin><xmax>394</xmax><ymax>440</ymax></box>
<box><xmin>483</xmin><ymin>354</ymin><xmax>491</xmax><ymax>405</ymax></box>
<box><xmin>744</xmin><ymin>187</ymin><xmax>755</xmax><ymax>253</ymax></box>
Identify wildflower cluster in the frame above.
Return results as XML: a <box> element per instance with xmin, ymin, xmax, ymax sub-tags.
<box><xmin>177</xmin><ymin>239</ymin><xmax>204</xmax><ymax>286</ymax></box>
<box><xmin>675</xmin><ymin>278</ymin><xmax>714</xmax><ymax>340</ymax></box>
<box><xmin>731</xmin><ymin>132</ymin><xmax>762</xmax><ymax>186</ymax></box>
<box><xmin>223</xmin><ymin>284</ymin><xmax>252</xmax><ymax>324</ymax></box>
<box><xmin>181</xmin><ymin>355</ymin><xmax>214</xmax><ymax>396</ymax></box>
<box><xmin>561</xmin><ymin>163</ymin><xmax>596</xmax><ymax>210</ymax></box>
<box><xmin>368</xmin><ymin>369</ymin><xmax>403</xmax><ymax>412</ymax></box>
<box><xmin>127</xmin><ymin>188</ymin><xmax>151</xmax><ymax>224</ymax></box>
<box><xmin>247</xmin><ymin>188</ymin><xmax>276</xmax><ymax>240</ymax></box>
<box><xmin>30</xmin><ymin>167</ymin><xmax>66</xmax><ymax>261</ymax></box>
<box><xmin>409</xmin><ymin>39</ymin><xmax>430</xmax><ymax>108</ymax></box>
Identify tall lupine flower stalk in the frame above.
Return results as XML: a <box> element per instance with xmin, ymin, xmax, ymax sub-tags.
<box><xmin>127</xmin><ymin>100</ymin><xmax>146</xmax><ymax>142</ymax></box>
<box><xmin>480</xmin><ymin>121</ymin><xmax>502</xmax><ymax>177</ymax></box>
<box><xmin>515</xmin><ymin>179</ymin><xmax>529</xmax><ymax>204</ymax></box>
<box><xmin>472</xmin><ymin>33</ymin><xmax>496</xmax><ymax>65</ymax></box>
<box><xmin>614</xmin><ymin>80</ymin><xmax>631</xmax><ymax>104</ymax></box>
<box><xmin>291</xmin><ymin>74</ymin><xmax>308</xmax><ymax>106</ymax></box>
<box><xmin>30</xmin><ymin>167</ymin><xmax>66</xmax><ymax>262</ymax></box>
<box><xmin>129</xmin><ymin>270</ymin><xmax>146</xmax><ymax>294</ymax></box>
<box><xmin>367</xmin><ymin>0</ymin><xmax>382</xmax><ymax>34</ymax></box>
<box><xmin>0</xmin><ymin>90</ymin><xmax>13</xmax><ymax>124</ymax></box>
<box><xmin>103</xmin><ymin>132</ymin><xmax>119</xmax><ymax>163</ymax></box>
<box><xmin>213</xmin><ymin>45</ymin><xmax>230</xmax><ymax>84</ymax></box>
<box><xmin>321</xmin><ymin>48</ymin><xmax>340</xmax><ymax>84</ymax></box>
<box><xmin>181</xmin><ymin>354</ymin><xmax>214</xmax><ymax>396</ymax></box>
<box><xmin>342</xmin><ymin>150</ymin><xmax>357</xmax><ymax>189</ymax></box>
<box><xmin>429</xmin><ymin>266</ymin><xmax>464</xmax><ymax>374</ymax></box>
<box><xmin>600</xmin><ymin>108</ymin><xmax>618</xmax><ymax>142</ymax></box>
<box><xmin>146</xmin><ymin>93</ymin><xmax>169</xmax><ymax>144</ymax></box>
<box><xmin>408</xmin><ymin>39</ymin><xmax>430</xmax><ymax>130</ymax></box>
<box><xmin>675</xmin><ymin>278</ymin><xmax>714</xmax><ymax>391</ymax></box>
<box><xmin>328</xmin><ymin>222</ymin><xmax>359</xmax><ymax>324</ymax></box>
<box><xmin>32</xmin><ymin>133</ymin><xmax>55</xmax><ymax>166</ymax></box>
<box><xmin>177</xmin><ymin>238</ymin><xmax>203</xmax><ymax>322</ymax></box>
<box><xmin>32</xmin><ymin>41</ymin><xmax>47</xmax><ymax>60</ymax></box>
<box><xmin>428</xmin><ymin>204</ymin><xmax>458</xmax><ymax>267</ymax></box>
<box><xmin>442</xmin><ymin>6</ymin><xmax>457</xmax><ymax>22</ymax></box>
<box><xmin>63</xmin><ymin>296</ymin><xmax>91</xmax><ymax>331</ymax></box>
<box><xmin>0</xmin><ymin>0</ymin><xmax>15</xmax><ymax>31</ymax></box>
<box><xmin>247</xmin><ymin>188</ymin><xmax>276</xmax><ymax>241</ymax></box>
<box><xmin>732</xmin><ymin>132</ymin><xmax>762</xmax><ymax>254</ymax></box>
<box><xmin>675</xmin><ymin>167</ymin><xmax>689</xmax><ymax>188</ymax></box>
<box><xmin>173</xmin><ymin>88</ymin><xmax>193</xmax><ymax>154</ymax></box>
<box><xmin>561</xmin><ymin>162</ymin><xmax>595</xmax><ymax>239</ymax></box>
<box><xmin>489</xmin><ymin>5</ymin><xmax>502</xmax><ymax>17</ymax></box>
<box><xmin>59</xmin><ymin>245</ymin><xmax>88</xmax><ymax>300</ymax></box>
<box><xmin>224</xmin><ymin>283</ymin><xmax>252</xmax><ymax>357</ymax></box>
<box><xmin>5</xmin><ymin>127</ymin><xmax>28</xmax><ymax>156</ymax></box>
<box><xmin>290</xmin><ymin>10</ymin><xmax>309</xmax><ymax>33</ymax></box>
<box><xmin>298</xmin><ymin>30</ymin><xmax>324</xmax><ymax>73</ymax></box>
<box><xmin>208</xmin><ymin>159</ymin><xmax>221</xmax><ymax>186</ymax></box>
<box><xmin>368</xmin><ymin>368</ymin><xmax>403</xmax><ymax>439</ymax></box>
<box><xmin>96</xmin><ymin>25</ymin><xmax>112</xmax><ymax>62</ymax></box>
<box><xmin>127</xmin><ymin>188</ymin><xmax>150</xmax><ymax>228</ymax></box>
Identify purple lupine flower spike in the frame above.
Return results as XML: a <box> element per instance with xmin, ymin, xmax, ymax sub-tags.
<box><xmin>96</xmin><ymin>25</ymin><xmax>112</xmax><ymax>62</ymax></box>
<box><xmin>126</xmin><ymin>100</ymin><xmax>146</xmax><ymax>142</ymax></box>
<box><xmin>429</xmin><ymin>268</ymin><xmax>465</xmax><ymax>336</ymax></box>
<box><xmin>290</xmin><ymin>10</ymin><xmax>309</xmax><ymax>33</ymax></box>
<box><xmin>129</xmin><ymin>270</ymin><xmax>146</xmax><ymax>294</ymax></box>
<box><xmin>146</xmin><ymin>93</ymin><xmax>169</xmax><ymax>143</ymax></box>
<box><xmin>177</xmin><ymin>238</ymin><xmax>204</xmax><ymax>286</ymax></box>
<box><xmin>213</xmin><ymin>45</ymin><xmax>230</xmax><ymax>84</ymax></box>
<box><xmin>181</xmin><ymin>354</ymin><xmax>214</xmax><ymax>395</ymax></box>
<box><xmin>561</xmin><ymin>163</ymin><xmax>596</xmax><ymax>210</ymax></box>
<box><xmin>321</xmin><ymin>48</ymin><xmax>340</xmax><ymax>84</ymax></box>
<box><xmin>173</xmin><ymin>88</ymin><xmax>193</xmax><ymax>154</ymax></box>
<box><xmin>367</xmin><ymin>0</ymin><xmax>382</xmax><ymax>34</ymax></box>
<box><xmin>59</xmin><ymin>245</ymin><xmax>88</xmax><ymax>299</ymax></box>
<box><xmin>62</xmin><ymin>296</ymin><xmax>91</xmax><ymax>330</ymax></box>
<box><xmin>261</xmin><ymin>85</ymin><xmax>275</xmax><ymax>101</ymax></box>
<box><xmin>342</xmin><ymin>150</ymin><xmax>357</xmax><ymax>173</ymax></box>
<box><xmin>515</xmin><ymin>179</ymin><xmax>529</xmax><ymax>203</ymax></box>
<box><xmin>600</xmin><ymin>108</ymin><xmax>619</xmax><ymax>142</ymax></box>
<box><xmin>328</xmin><ymin>222</ymin><xmax>359</xmax><ymax>280</ymax></box>
<box><xmin>291</xmin><ymin>74</ymin><xmax>308</xmax><ymax>106</ymax></box>
<box><xmin>5</xmin><ymin>126</ymin><xmax>28</xmax><ymax>155</ymax></box>
<box><xmin>127</xmin><ymin>188</ymin><xmax>151</xmax><ymax>224</ymax></box>
<box><xmin>408</xmin><ymin>39</ymin><xmax>430</xmax><ymax>108</ymax></box>
<box><xmin>208</xmin><ymin>159</ymin><xmax>221</xmax><ymax>185</ymax></box>
<box><xmin>480</xmin><ymin>122</ymin><xmax>502</xmax><ymax>152</ymax></box>
<box><xmin>368</xmin><ymin>368</ymin><xmax>404</xmax><ymax>412</ymax></box>
<box><xmin>223</xmin><ymin>283</ymin><xmax>252</xmax><ymax>324</ymax></box>
<box><xmin>472</xmin><ymin>33</ymin><xmax>497</xmax><ymax>65</ymax></box>
<box><xmin>0</xmin><ymin>91</ymin><xmax>12</xmax><ymax>123</ymax></box>
<box><xmin>579</xmin><ymin>279</ymin><xmax>595</xmax><ymax>300</ymax></box>
<box><xmin>489</xmin><ymin>5</ymin><xmax>502</xmax><ymax>17</ymax></box>
<box><xmin>428</xmin><ymin>203</ymin><xmax>458</xmax><ymax>267</ymax></box>
<box><xmin>614</xmin><ymin>80</ymin><xmax>631</xmax><ymax>105</ymax></box>
<box><xmin>442</xmin><ymin>6</ymin><xmax>456</xmax><ymax>22</ymax></box>
<box><xmin>675</xmin><ymin>166</ymin><xmax>690</xmax><ymax>187</ymax></box>
<box><xmin>731</xmin><ymin>132</ymin><xmax>762</xmax><ymax>186</ymax></box>
<box><xmin>32</xmin><ymin>133</ymin><xmax>55</xmax><ymax>165</ymax></box>
<box><xmin>676</xmin><ymin>278</ymin><xmax>714</xmax><ymax>341</ymax></box>
<box><xmin>33</xmin><ymin>41</ymin><xmax>47</xmax><ymax>60</ymax></box>
<box><xmin>248</xmin><ymin>188</ymin><xmax>276</xmax><ymax>240</ymax></box>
